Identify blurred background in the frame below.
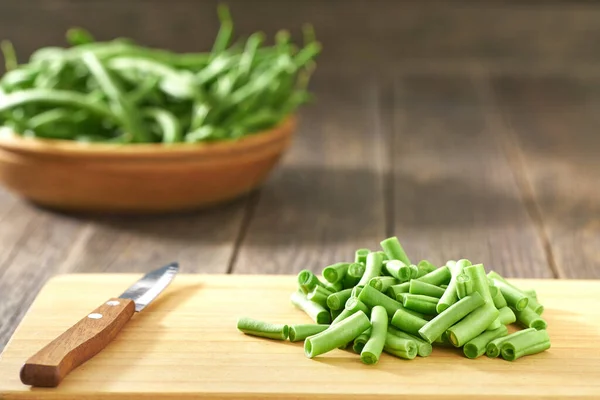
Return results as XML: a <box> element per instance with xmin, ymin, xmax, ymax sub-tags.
<box><xmin>0</xmin><ymin>0</ymin><xmax>598</xmax><ymax>350</ymax></box>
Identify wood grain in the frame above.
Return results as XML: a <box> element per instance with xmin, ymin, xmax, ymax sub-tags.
<box><xmin>389</xmin><ymin>76</ymin><xmax>551</xmax><ymax>278</ymax></box>
<box><xmin>489</xmin><ymin>76</ymin><xmax>600</xmax><ymax>278</ymax></box>
<box><xmin>1</xmin><ymin>274</ymin><xmax>599</xmax><ymax>399</ymax></box>
<box><xmin>20</xmin><ymin>298</ymin><xmax>135</xmax><ymax>388</ymax></box>
<box><xmin>232</xmin><ymin>76</ymin><xmax>387</xmax><ymax>274</ymax></box>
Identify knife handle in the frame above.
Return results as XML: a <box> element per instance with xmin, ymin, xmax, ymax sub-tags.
<box><xmin>20</xmin><ymin>297</ymin><xmax>135</xmax><ymax>387</ymax></box>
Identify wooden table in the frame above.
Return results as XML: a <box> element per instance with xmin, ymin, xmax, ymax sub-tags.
<box><xmin>1</xmin><ymin>0</ymin><xmax>599</xmax><ymax>352</ymax></box>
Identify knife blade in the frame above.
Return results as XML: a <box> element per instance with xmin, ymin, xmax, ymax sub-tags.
<box><xmin>20</xmin><ymin>262</ymin><xmax>179</xmax><ymax>388</ymax></box>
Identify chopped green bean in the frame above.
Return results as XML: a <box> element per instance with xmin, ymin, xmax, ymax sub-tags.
<box><xmin>491</xmin><ymin>285</ymin><xmax>508</xmax><ymax>309</ymax></box>
<box><xmin>512</xmin><ymin>306</ymin><xmax>547</xmax><ymax>330</ymax></box>
<box><xmin>523</xmin><ymin>289</ymin><xmax>537</xmax><ymax>299</ymax></box>
<box><xmin>403</xmin><ymin>294</ymin><xmax>439</xmax><ymax>315</ymax></box>
<box><xmin>464</xmin><ymin>264</ymin><xmax>493</xmax><ymax>304</ymax></box>
<box><xmin>486</xmin><ymin>328</ymin><xmax>536</xmax><ymax>358</ymax></box>
<box><xmin>526</xmin><ymin>296</ymin><xmax>544</xmax><ymax>315</ymax></box>
<box><xmin>445</xmin><ymin>260</ymin><xmax>457</xmax><ymax>268</ymax></box>
<box><xmin>307</xmin><ymin>286</ymin><xmax>331</xmax><ymax>309</ymax></box>
<box><xmin>356</xmin><ymin>252</ymin><xmax>384</xmax><ymax>287</ymax></box>
<box><xmin>369</xmin><ymin>276</ymin><xmax>398</xmax><ymax>292</ymax></box>
<box><xmin>354</xmin><ymin>249</ymin><xmax>370</xmax><ymax>265</ymax></box>
<box><xmin>391</xmin><ymin>308</ymin><xmax>428</xmax><ymax>336</ymax></box>
<box><xmin>344</xmin><ymin>297</ymin><xmax>370</xmax><ymax>314</ymax></box>
<box><xmin>358</xmin><ymin>284</ymin><xmax>403</xmax><ymax>317</ymax></box>
<box><xmin>361</xmin><ymin>305</ymin><xmax>388</xmax><ymax>365</ymax></box>
<box><xmin>437</xmin><ymin>259</ymin><xmax>471</xmax><ymax>313</ymax></box>
<box><xmin>488</xmin><ymin>271</ymin><xmax>543</xmax><ymax>314</ymax></box>
<box><xmin>380</xmin><ymin>236</ymin><xmax>411</xmax><ymax>266</ymax></box>
<box><xmin>446</xmin><ymin>303</ymin><xmax>499</xmax><ymax>347</ymax></box>
<box><xmin>353</xmin><ymin>328</ymin><xmax>371</xmax><ymax>354</ymax></box>
<box><xmin>492</xmin><ymin>279</ymin><xmax>529</xmax><ymax>311</ymax></box>
<box><xmin>501</xmin><ymin>329</ymin><xmax>551</xmax><ymax>361</ymax></box>
<box><xmin>417</xmin><ymin>266</ymin><xmax>451</xmax><ymax>286</ymax></box>
<box><xmin>384</xmin><ymin>260</ymin><xmax>408</xmax><ymax>281</ymax></box>
<box><xmin>383</xmin><ymin>333</ymin><xmax>417</xmax><ymax>360</ymax></box>
<box><xmin>410</xmin><ymin>279</ymin><xmax>445</xmax><ymax>298</ymax></box>
<box><xmin>351</xmin><ymin>285</ymin><xmax>363</xmax><ymax>298</ymax></box>
<box><xmin>330</xmin><ymin>307</ymin><xmax>342</xmax><ymax>321</ymax></box>
<box><xmin>387</xmin><ymin>326</ymin><xmax>432</xmax><ymax>357</ymax></box>
<box><xmin>418</xmin><ymin>292</ymin><xmax>485</xmax><ymax>343</ymax></box>
<box><xmin>463</xmin><ymin>325</ymin><xmax>508</xmax><ymax>359</ymax></box>
<box><xmin>322</xmin><ymin>262</ymin><xmax>349</xmax><ymax>284</ymax></box>
<box><xmin>456</xmin><ymin>273</ymin><xmax>473</xmax><ymax>299</ymax></box>
<box><xmin>290</xmin><ymin>291</ymin><xmax>331</xmax><ymax>324</ymax></box>
<box><xmin>297</xmin><ymin>270</ymin><xmax>326</xmax><ymax>294</ymax></box>
<box><xmin>304</xmin><ymin>311</ymin><xmax>371</xmax><ymax>358</ymax></box>
<box><xmin>498</xmin><ymin>306</ymin><xmax>517</xmax><ymax>325</ymax></box>
<box><xmin>327</xmin><ymin>288</ymin><xmax>353</xmax><ymax>310</ymax></box>
<box><xmin>237</xmin><ymin>317</ymin><xmax>288</xmax><ymax>340</ymax></box>
<box><xmin>348</xmin><ymin>262</ymin><xmax>366</xmax><ymax>279</ymax></box>
<box><xmin>324</xmin><ymin>281</ymin><xmax>343</xmax><ymax>293</ymax></box>
<box><xmin>417</xmin><ymin>260</ymin><xmax>437</xmax><ymax>277</ymax></box>
<box><xmin>288</xmin><ymin>324</ymin><xmax>329</xmax><ymax>342</ymax></box>
<box><xmin>387</xmin><ymin>282</ymin><xmax>410</xmax><ymax>299</ymax></box>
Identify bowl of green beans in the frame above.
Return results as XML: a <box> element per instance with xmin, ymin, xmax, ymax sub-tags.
<box><xmin>0</xmin><ymin>6</ymin><xmax>319</xmax><ymax>213</ymax></box>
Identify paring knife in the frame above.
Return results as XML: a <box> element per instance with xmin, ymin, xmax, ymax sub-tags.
<box><xmin>20</xmin><ymin>262</ymin><xmax>179</xmax><ymax>388</ymax></box>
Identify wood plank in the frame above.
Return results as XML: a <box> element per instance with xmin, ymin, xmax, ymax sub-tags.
<box><xmin>231</xmin><ymin>75</ymin><xmax>387</xmax><ymax>274</ymax></box>
<box><xmin>390</xmin><ymin>75</ymin><xmax>551</xmax><ymax>278</ymax></box>
<box><xmin>0</xmin><ymin>193</ymin><xmax>247</xmax><ymax>352</ymax></box>
<box><xmin>489</xmin><ymin>76</ymin><xmax>600</xmax><ymax>278</ymax></box>
<box><xmin>1</xmin><ymin>274</ymin><xmax>599</xmax><ymax>399</ymax></box>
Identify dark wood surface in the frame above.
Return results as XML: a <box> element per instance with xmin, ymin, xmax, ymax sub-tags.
<box><xmin>1</xmin><ymin>1</ymin><xmax>599</xmax><ymax>351</ymax></box>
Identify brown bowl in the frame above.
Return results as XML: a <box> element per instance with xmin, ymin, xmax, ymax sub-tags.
<box><xmin>0</xmin><ymin>117</ymin><xmax>295</xmax><ymax>213</ymax></box>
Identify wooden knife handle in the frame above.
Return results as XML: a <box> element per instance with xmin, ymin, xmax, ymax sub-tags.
<box><xmin>20</xmin><ymin>297</ymin><xmax>135</xmax><ymax>387</ymax></box>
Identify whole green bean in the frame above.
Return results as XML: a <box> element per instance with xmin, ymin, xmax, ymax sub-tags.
<box><xmin>144</xmin><ymin>107</ymin><xmax>181</xmax><ymax>143</ymax></box>
<box><xmin>290</xmin><ymin>291</ymin><xmax>331</xmax><ymax>324</ymax></box>
<box><xmin>380</xmin><ymin>236</ymin><xmax>411</xmax><ymax>266</ymax></box>
<box><xmin>463</xmin><ymin>325</ymin><xmax>508</xmax><ymax>359</ymax></box>
<box><xmin>304</xmin><ymin>311</ymin><xmax>371</xmax><ymax>358</ymax></box>
<box><xmin>237</xmin><ymin>317</ymin><xmax>288</xmax><ymax>340</ymax></box>
<box><xmin>288</xmin><ymin>324</ymin><xmax>329</xmax><ymax>342</ymax></box>
<box><xmin>361</xmin><ymin>305</ymin><xmax>388</xmax><ymax>365</ymax></box>
<box><xmin>437</xmin><ymin>259</ymin><xmax>471</xmax><ymax>313</ymax></box>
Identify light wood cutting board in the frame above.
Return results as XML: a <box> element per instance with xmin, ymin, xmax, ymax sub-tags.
<box><xmin>1</xmin><ymin>274</ymin><xmax>599</xmax><ymax>399</ymax></box>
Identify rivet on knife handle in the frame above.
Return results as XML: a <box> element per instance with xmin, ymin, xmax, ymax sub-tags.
<box><xmin>20</xmin><ymin>298</ymin><xmax>135</xmax><ymax>387</ymax></box>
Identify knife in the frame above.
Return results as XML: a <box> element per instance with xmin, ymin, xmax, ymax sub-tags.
<box><xmin>20</xmin><ymin>262</ymin><xmax>179</xmax><ymax>388</ymax></box>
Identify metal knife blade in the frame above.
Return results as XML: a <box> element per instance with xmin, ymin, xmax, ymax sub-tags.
<box><xmin>120</xmin><ymin>262</ymin><xmax>179</xmax><ymax>312</ymax></box>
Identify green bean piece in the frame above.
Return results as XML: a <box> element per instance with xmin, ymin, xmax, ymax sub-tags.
<box><xmin>288</xmin><ymin>324</ymin><xmax>329</xmax><ymax>342</ymax></box>
<box><xmin>498</xmin><ymin>306</ymin><xmax>517</xmax><ymax>325</ymax></box>
<box><xmin>356</xmin><ymin>252</ymin><xmax>384</xmax><ymax>287</ymax></box>
<box><xmin>391</xmin><ymin>308</ymin><xmax>428</xmax><ymax>337</ymax></box>
<box><xmin>345</xmin><ymin>297</ymin><xmax>370</xmax><ymax>314</ymax></box>
<box><xmin>456</xmin><ymin>274</ymin><xmax>473</xmax><ymax>299</ymax></box>
<box><xmin>488</xmin><ymin>271</ymin><xmax>543</xmax><ymax>314</ymax></box>
<box><xmin>307</xmin><ymin>286</ymin><xmax>330</xmax><ymax>309</ymax></box>
<box><xmin>387</xmin><ymin>282</ymin><xmax>410</xmax><ymax>299</ymax></box>
<box><xmin>327</xmin><ymin>288</ymin><xmax>353</xmax><ymax>310</ymax></box>
<box><xmin>492</xmin><ymin>279</ymin><xmax>529</xmax><ymax>311</ymax></box>
<box><xmin>463</xmin><ymin>325</ymin><xmax>508</xmax><ymax>359</ymax></box>
<box><xmin>417</xmin><ymin>266</ymin><xmax>451</xmax><ymax>286</ymax></box>
<box><xmin>409</xmin><ymin>280</ymin><xmax>445</xmax><ymax>298</ymax></box>
<box><xmin>408</xmin><ymin>264</ymin><xmax>419</xmax><ymax>279</ymax></box>
<box><xmin>351</xmin><ymin>285</ymin><xmax>363</xmax><ymax>298</ymax></box>
<box><xmin>384</xmin><ymin>260</ymin><xmax>408</xmax><ymax>281</ymax></box>
<box><xmin>492</xmin><ymin>285</ymin><xmax>508</xmax><ymax>309</ymax></box>
<box><xmin>322</xmin><ymin>262</ymin><xmax>349</xmax><ymax>284</ymax></box>
<box><xmin>304</xmin><ymin>311</ymin><xmax>371</xmax><ymax>358</ymax></box>
<box><xmin>358</xmin><ymin>284</ymin><xmax>403</xmax><ymax>317</ymax></box>
<box><xmin>143</xmin><ymin>107</ymin><xmax>181</xmax><ymax>143</ymax></box>
<box><xmin>369</xmin><ymin>276</ymin><xmax>398</xmax><ymax>292</ymax></box>
<box><xmin>325</xmin><ymin>281</ymin><xmax>343</xmax><ymax>293</ymax></box>
<box><xmin>486</xmin><ymin>328</ymin><xmax>536</xmax><ymax>358</ymax></box>
<box><xmin>387</xmin><ymin>326</ymin><xmax>432</xmax><ymax>357</ymax></box>
<box><xmin>237</xmin><ymin>317</ymin><xmax>289</xmax><ymax>340</ymax></box>
<box><xmin>355</xmin><ymin>249</ymin><xmax>370</xmax><ymax>265</ymax></box>
<box><xmin>418</xmin><ymin>260</ymin><xmax>437</xmax><ymax>276</ymax></box>
<box><xmin>353</xmin><ymin>328</ymin><xmax>372</xmax><ymax>354</ymax></box>
<box><xmin>290</xmin><ymin>291</ymin><xmax>331</xmax><ymax>324</ymax></box>
<box><xmin>446</xmin><ymin>303</ymin><xmax>500</xmax><ymax>347</ymax></box>
<box><xmin>330</xmin><ymin>307</ymin><xmax>342</xmax><ymax>321</ymax></box>
<box><xmin>523</xmin><ymin>289</ymin><xmax>538</xmax><ymax>299</ymax></box>
<box><xmin>380</xmin><ymin>236</ymin><xmax>411</xmax><ymax>266</ymax></box>
<box><xmin>501</xmin><ymin>329</ymin><xmax>551</xmax><ymax>361</ymax></box>
<box><xmin>348</xmin><ymin>262</ymin><xmax>366</xmax><ymax>279</ymax></box>
<box><xmin>1</xmin><ymin>40</ymin><xmax>17</xmax><ymax>71</ymax></box>
<box><xmin>297</xmin><ymin>270</ymin><xmax>327</xmax><ymax>294</ymax></box>
<box><xmin>512</xmin><ymin>306</ymin><xmax>547</xmax><ymax>330</ymax></box>
<box><xmin>437</xmin><ymin>259</ymin><xmax>471</xmax><ymax>313</ymax></box>
<box><xmin>418</xmin><ymin>292</ymin><xmax>484</xmax><ymax>344</ymax></box>
<box><xmin>66</xmin><ymin>27</ymin><xmax>95</xmax><ymax>46</ymax></box>
<box><xmin>445</xmin><ymin>260</ymin><xmax>457</xmax><ymax>268</ymax></box>
<box><xmin>342</xmin><ymin>265</ymin><xmax>362</xmax><ymax>288</ymax></box>
<box><xmin>526</xmin><ymin>296</ymin><xmax>544</xmax><ymax>315</ymax></box>
<box><xmin>383</xmin><ymin>333</ymin><xmax>417</xmax><ymax>360</ymax></box>
<box><xmin>82</xmin><ymin>52</ymin><xmax>150</xmax><ymax>143</ymax></box>
<box><xmin>464</xmin><ymin>264</ymin><xmax>493</xmax><ymax>304</ymax></box>
<box><xmin>403</xmin><ymin>294</ymin><xmax>439</xmax><ymax>315</ymax></box>
<box><xmin>361</xmin><ymin>306</ymin><xmax>388</xmax><ymax>365</ymax></box>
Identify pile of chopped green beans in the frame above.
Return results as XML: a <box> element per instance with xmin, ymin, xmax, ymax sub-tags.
<box><xmin>0</xmin><ymin>5</ymin><xmax>319</xmax><ymax>143</ymax></box>
<box><xmin>237</xmin><ymin>236</ymin><xmax>551</xmax><ymax>364</ymax></box>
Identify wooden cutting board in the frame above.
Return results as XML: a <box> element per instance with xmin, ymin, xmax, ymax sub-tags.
<box><xmin>1</xmin><ymin>274</ymin><xmax>599</xmax><ymax>399</ymax></box>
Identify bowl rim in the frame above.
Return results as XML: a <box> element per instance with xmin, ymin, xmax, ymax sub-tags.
<box><xmin>0</xmin><ymin>116</ymin><xmax>296</xmax><ymax>159</ymax></box>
